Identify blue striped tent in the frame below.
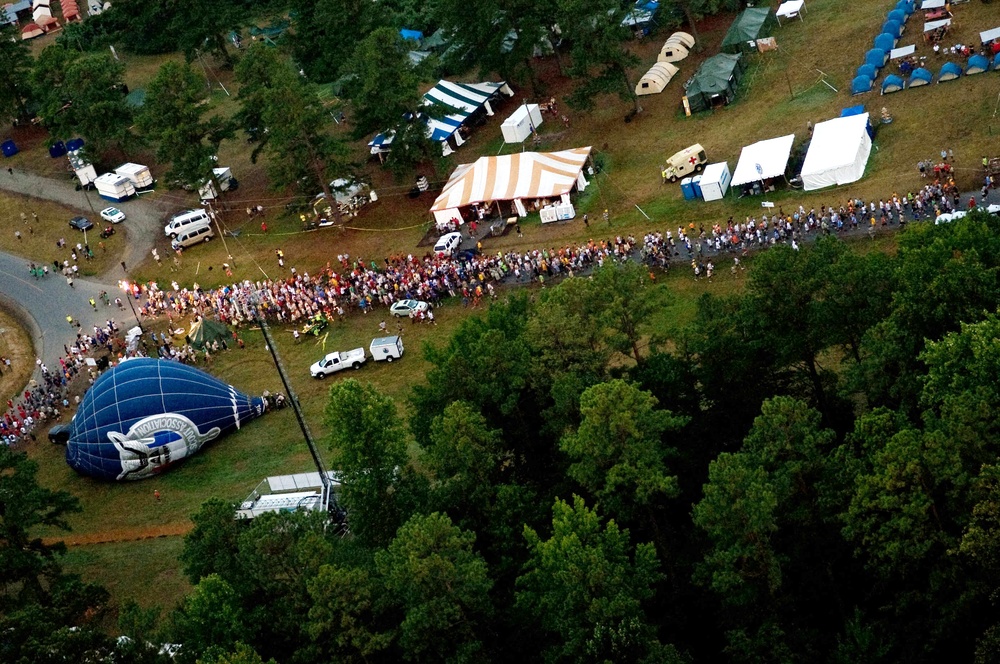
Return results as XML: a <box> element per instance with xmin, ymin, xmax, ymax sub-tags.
<box><xmin>369</xmin><ymin>80</ymin><xmax>509</xmax><ymax>153</ymax></box>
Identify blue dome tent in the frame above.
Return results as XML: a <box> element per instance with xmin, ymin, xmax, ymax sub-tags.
<box><xmin>881</xmin><ymin>74</ymin><xmax>905</xmax><ymax>94</ymax></box>
<box><xmin>995</xmin><ymin>53</ymin><xmax>1000</xmax><ymax>70</ymax></box>
<box><xmin>938</xmin><ymin>61</ymin><xmax>962</xmax><ymax>82</ymax></box>
<box><xmin>851</xmin><ymin>75</ymin><xmax>873</xmax><ymax>94</ymax></box>
<box><xmin>908</xmin><ymin>67</ymin><xmax>933</xmax><ymax>87</ymax></box>
<box><xmin>895</xmin><ymin>0</ymin><xmax>914</xmax><ymax>16</ymax></box>
<box><xmin>887</xmin><ymin>9</ymin><xmax>906</xmax><ymax>25</ymax></box>
<box><xmin>1</xmin><ymin>140</ymin><xmax>17</xmax><ymax>157</ymax></box>
<box><xmin>856</xmin><ymin>63</ymin><xmax>878</xmax><ymax>80</ymax></box>
<box><xmin>966</xmin><ymin>55</ymin><xmax>988</xmax><ymax>75</ymax></box>
<box><xmin>65</xmin><ymin>358</ymin><xmax>269</xmax><ymax>481</ymax></box>
<box><xmin>865</xmin><ymin>48</ymin><xmax>888</xmax><ymax>68</ymax></box>
<box><xmin>874</xmin><ymin>33</ymin><xmax>896</xmax><ymax>52</ymax></box>
<box><xmin>882</xmin><ymin>20</ymin><xmax>902</xmax><ymax>39</ymax></box>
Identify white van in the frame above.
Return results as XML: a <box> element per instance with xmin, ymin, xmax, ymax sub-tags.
<box><xmin>433</xmin><ymin>231</ymin><xmax>463</xmax><ymax>257</ymax></box>
<box><xmin>370</xmin><ymin>336</ymin><xmax>404</xmax><ymax>362</ymax></box>
<box><xmin>164</xmin><ymin>209</ymin><xmax>211</xmax><ymax>237</ymax></box>
<box><xmin>171</xmin><ymin>223</ymin><xmax>214</xmax><ymax>250</ymax></box>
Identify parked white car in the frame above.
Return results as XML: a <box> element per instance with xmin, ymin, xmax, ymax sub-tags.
<box><xmin>934</xmin><ymin>210</ymin><xmax>967</xmax><ymax>225</ymax></box>
<box><xmin>433</xmin><ymin>231</ymin><xmax>463</xmax><ymax>257</ymax></box>
<box><xmin>310</xmin><ymin>348</ymin><xmax>367</xmax><ymax>378</ymax></box>
<box><xmin>100</xmin><ymin>206</ymin><xmax>126</xmax><ymax>224</ymax></box>
<box><xmin>389</xmin><ymin>299</ymin><xmax>430</xmax><ymax>318</ymax></box>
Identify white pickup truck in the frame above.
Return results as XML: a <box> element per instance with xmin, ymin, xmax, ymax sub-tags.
<box><xmin>310</xmin><ymin>348</ymin><xmax>367</xmax><ymax>378</ymax></box>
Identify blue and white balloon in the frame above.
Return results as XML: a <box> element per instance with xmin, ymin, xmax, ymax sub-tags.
<box><xmin>66</xmin><ymin>358</ymin><xmax>267</xmax><ymax>481</ymax></box>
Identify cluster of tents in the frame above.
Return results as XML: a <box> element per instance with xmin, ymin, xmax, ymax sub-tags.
<box><xmin>634</xmin><ymin>31</ymin><xmax>694</xmax><ymax>97</ymax></box>
<box><xmin>851</xmin><ymin>0</ymin><xmax>915</xmax><ymax>93</ymax></box>
<box><xmin>879</xmin><ymin>55</ymin><xmax>997</xmax><ymax>93</ymax></box>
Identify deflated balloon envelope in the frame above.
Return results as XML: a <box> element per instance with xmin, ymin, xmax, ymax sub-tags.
<box><xmin>66</xmin><ymin>358</ymin><xmax>267</xmax><ymax>481</ymax></box>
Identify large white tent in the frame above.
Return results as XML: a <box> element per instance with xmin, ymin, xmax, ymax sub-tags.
<box><xmin>800</xmin><ymin>113</ymin><xmax>872</xmax><ymax>191</ymax></box>
<box><xmin>430</xmin><ymin>147</ymin><xmax>592</xmax><ymax>226</ymax></box>
<box><xmin>731</xmin><ymin>134</ymin><xmax>795</xmax><ymax>187</ymax></box>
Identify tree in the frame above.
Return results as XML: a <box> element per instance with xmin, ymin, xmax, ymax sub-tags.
<box><xmin>289</xmin><ymin>0</ymin><xmax>382</xmax><ymax>83</ymax></box>
<box><xmin>516</xmin><ymin>496</ymin><xmax>676</xmax><ymax>663</ymax></box>
<box><xmin>0</xmin><ymin>24</ymin><xmax>32</xmax><ymax>124</ymax></box>
<box><xmin>180</xmin><ymin>498</ymin><xmax>244</xmax><ymax>586</ymax></box>
<box><xmin>31</xmin><ymin>48</ymin><xmax>135</xmax><ymax>155</ymax></box>
<box><xmin>555</xmin><ymin>0</ymin><xmax>641</xmax><ymax>112</ymax></box>
<box><xmin>325</xmin><ymin>379</ymin><xmax>411</xmax><ymax>547</ymax></box>
<box><xmin>346</xmin><ymin>27</ymin><xmax>423</xmax><ymax>139</ymax></box>
<box><xmin>307</xmin><ymin>563</ymin><xmax>394</xmax><ymax>663</ymax></box>
<box><xmin>560</xmin><ymin>380</ymin><xmax>684</xmax><ymax>527</ymax></box>
<box><xmin>197</xmin><ymin>642</ymin><xmax>277</xmax><ymax>664</ymax></box>
<box><xmin>167</xmin><ymin>0</ymin><xmax>241</xmax><ymax>65</ymax></box>
<box><xmin>375</xmin><ymin>513</ymin><xmax>494</xmax><ymax>662</ymax></box>
<box><xmin>139</xmin><ymin>61</ymin><xmax>234</xmax><ymax>187</ymax></box>
<box><xmin>172</xmin><ymin>574</ymin><xmax>249</xmax><ymax>659</ymax></box>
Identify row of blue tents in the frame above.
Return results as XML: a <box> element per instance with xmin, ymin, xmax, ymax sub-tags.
<box><xmin>871</xmin><ymin>54</ymin><xmax>1000</xmax><ymax>94</ymax></box>
<box><xmin>851</xmin><ymin>0</ymin><xmax>915</xmax><ymax>91</ymax></box>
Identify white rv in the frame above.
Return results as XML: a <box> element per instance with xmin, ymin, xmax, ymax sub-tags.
<box><xmin>94</xmin><ymin>172</ymin><xmax>136</xmax><ymax>202</ymax></box>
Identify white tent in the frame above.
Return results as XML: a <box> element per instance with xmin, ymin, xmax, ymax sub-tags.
<box><xmin>731</xmin><ymin>134</ymin><xmax>795</xmax><ymax>187</ymax></box>
<box><xmin>430</xmin><ymin>147</ymin><xmax>592</xmax><ymax>226</ymax></box>
<box><xmin>800</xmin><ymin>113</ymin><xmax>872</xmax><ymax>191</ymax></box>
<box><xmin>700</xmin><ymin>162</ymin><xmax>731</xmax><ymax>201</ymax></box>
<box><xmin>501</xmin><ymin>104</ymin><xmax>543</xmax><ymax>143</ymax></box>
<box><xmin>635</xmin><ymin>62</ymin><xmax>679</xmax><ymax>96</ymax></box>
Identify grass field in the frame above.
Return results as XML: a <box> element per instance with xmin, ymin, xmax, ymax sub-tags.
<box><xmin>0</xmin><ymin>308</ymin><xmax>35</xmax><ymax>402</ymax></box>
<box><xmin>4</xmin><ymin>0</ymin><xmax>997</xmax><ymax>613</ymax></box>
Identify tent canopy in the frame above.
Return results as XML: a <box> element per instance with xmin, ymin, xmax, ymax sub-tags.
<box><xmin>636</xmin><ymin>62</ymin><xmax>679</xmax><ymax>95</ymax></box>
<box><xmin>865</xmin><ymin>48</ymin><xmax>887</xmax><ymax>68</ymax></box>
<box><xmin>967</xmin><ymin>54</ymin><xmax>988</xmax><ymax>74</ymax></box>
<box><xmin>370</xmin><ymin>80</ymin><xmax>509</xmax><ymax>151</ymax></box>
<box><xmin>851</xmin><ymin>75</ymin><xmax>873</xmax><ymax>94</ymax></box>
<box><xmin>874</xmin><ymin>33</ymin><xmax>895</xmax><ymax>52</ymax></box>
<box><xmin>188</xmin><ymin>318</ymin><xmax>230</xmax><ymax>351</ymax></box>
<box><xmin>881</xmin><ymin>74</ymin><xmax>905</xmax><ymax>92</ymax></box>
<box><xmin>801</xmin><ymin>113</ymin><xmax>872</xmax><ymax>191</ymax></box>
<box><xmin>856</xmin><ymin>63</ymin><xmax>877</xmax><ymax>80</ymax></box>
<box><xmin>684</xmin><ymin>52</ymin><xmax>744</xmax><ymax>112</ymax></box>
<box><xmin>721</xmin><ymin>7</ymin><xmax>776</xmax><ymax>53</ymax></box>
<box><xmin>731</xmin><ymin>134</ymin><xmax>795</xmax><ymax>186</ymax></box>
<box><xmin>938</xmin><ymin>62</ymin><xmax>962</xmax><ymax>80</ymax></box>
<box><xmin>430</xmin><ymin>147</ymin><xmax>592</xmax><ymax>214</ymax></box>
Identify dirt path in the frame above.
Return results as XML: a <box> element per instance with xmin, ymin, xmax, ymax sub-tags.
<box><xmin>45</xmin><ymin>522</ymin><xmax>193</xmax><ymax>547</ymax></box>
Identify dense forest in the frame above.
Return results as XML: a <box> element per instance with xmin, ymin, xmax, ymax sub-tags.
<box><xmin>6</xmin><ymin>211</ymin><xmax>1000</xmax><ymax>662</ymax></box>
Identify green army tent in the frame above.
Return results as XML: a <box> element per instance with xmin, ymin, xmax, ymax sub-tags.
<box><xmin>187</xmin><ymin>318</ymin><xmax>230</xmax><ymax>351</ymax></box>
<box><xmin>721</xmin><ymin>7</ymin><xmax>776</xmax><ymax>54</ymax></box>
<box><xmin>683</xmin><ymin>53</ymin><xmax>745</xmax><ymax>113</ymax></box>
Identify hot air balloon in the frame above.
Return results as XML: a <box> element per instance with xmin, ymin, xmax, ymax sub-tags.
<box><xmin>66</xmin><ymin>358</ymin><xmax>269</xmax><ymax>481</ymax></box>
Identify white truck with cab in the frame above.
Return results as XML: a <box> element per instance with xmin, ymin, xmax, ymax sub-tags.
<box><xmin>310</xmin><ymin>348</ymin><xmax>367</xmax><ymax>378</ymax></box>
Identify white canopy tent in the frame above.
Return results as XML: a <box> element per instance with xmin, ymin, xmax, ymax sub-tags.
<box><xmin>921</xmin><ymin>0</ymin><xmax>945</xmax><ymax>8</ymax></box>
<box><xmin>980</xmin><ymin>27</ymin><xmax>1000</xmax><ymax>43</ymax></box>
<box><xmin>924</xmin><ymin>18</ymin><xmax>951</xmax><ymax>33</ymax></box>
<box><xmin>731</xmin><ymin>134</ymin><xmax>795</xmax><ymax>187</ymax></box>
<box><xmin>801</xmin><ymin>113</ymin><xmax>872</xmax><ymax>191</ymax></box>
<box><xmin>776</xmin><ymin>0</ymin><xmax>806</xmax><ymax>25</ymax></box>
<box><xmin>430</xmin><ymin>147</ymin><xmax>592</xmax><ymax>227</ymax></box>
<box><xmin>890</xmin><ymin>44</ymin><xmax>915</xmax><ymax>59</ymax></box>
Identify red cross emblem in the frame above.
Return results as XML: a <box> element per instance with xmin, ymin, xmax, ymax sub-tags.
<box><xmin>689</xmin><ymin>156</ymin><xmax>697</xmax><ymax>165</ymax></box>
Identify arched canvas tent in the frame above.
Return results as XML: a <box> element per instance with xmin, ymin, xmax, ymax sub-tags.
<box><xmin>908</xmin><ymin>67</ymin><xmax>932</xmax><ymax>87</ymax></box>
<box><xmin>881</xmin><ymin>74</ymin><xmax>904</xmax><ymax>94</ymax></box>
<box><xmin>667</xmin><ymin>31</ymin><xmax>695</xmax><ymax>48</ymax></box>
<box><xmin>658</xmin><ymin>39</ymin><xmax>690</xmax><ymax>63</ymax></box>
<box><xmin>21</xmin><ymin>22</ymin><xmax>42</xmax><ymax>39</ymax></box>
<box><xmin>636</xmin><ymin>62</ymin><xmax>679</xmax><ymax>96</ymax></box>
<box><xmin>187</xmin><ymin>318</ymin><xmax>230</xmax><ymax>351</ymax></box>
<box><xmin>856</xmin><ymin>64</ymin><xmax>878</xmax><ymax>80</ymax></box>
<box><xmin>887</xmin><ymin>9</ymin><xmax>906</xmax><ymax>25</ymax></box>
<box><xmin>938</xmin><ymin>62</ymin><xmax>962</xmax><ymax>82</ymax></box>
<box><xmin>874</xmin><ymin>33</ymin><xmax>895</xmax><ymax>52</ymax></box>
<box><xmin>882</xmin><ymin>20</ymin><xmax>902</xmax><ymax>38</ymax></box>
<box><xmin>865</xmin><ymin>48</ymin><xmax>888</xmax><ymax>68</ymax></box>
<box><xmin>895</xmin><ymin>0</ymin><xmax>914</xmax><ymax>16</ymax></box>
<box><xmin>966</xmin><ymin>55</ymin><xmax>988</xmax><ymax>75</ymax></box>
<box><xmin>851</xmin><ymin>75</ymin><xmax>873</xmax><ymax>94</ymax></box>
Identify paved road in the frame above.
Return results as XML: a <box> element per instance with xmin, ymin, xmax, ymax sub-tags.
<box><xmin>0</xmin><ymin>170</ymin><xmax>180</xmax><ymax>367</ymax></box>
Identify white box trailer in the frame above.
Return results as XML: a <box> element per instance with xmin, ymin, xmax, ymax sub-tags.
<box><xmin>370</xmin><ymin>336</ymin><xmax>404</xmax><ymax>362</ymax></box>
<box><xmin>198</xmin><ymin>167</ymin><xmax>234</xmax><ymax>200</ymax></box>
<box><xmin>68</xmin><ymin>150</ymin><xmax>97</xmax><ymax>187</ymax></box>
<box><xmin>114</xmin><ymin>162</ymin><xmax>153</xmax><ymax>189</ymax></box>
<box><xmin>501</xmin><ymin>104</ymin><xmax>543</xmax><ymax>143</ymax></box>
<box><xmin>94</xmin><ymin>172</ymin><xmax>136</xmax><ymax>202</ymax></box>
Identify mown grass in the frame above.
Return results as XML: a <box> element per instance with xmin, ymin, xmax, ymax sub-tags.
<box><xmin>0</xmin><ymin>308</ymin><xmax>36</xmax><ymax>404</ymax></box>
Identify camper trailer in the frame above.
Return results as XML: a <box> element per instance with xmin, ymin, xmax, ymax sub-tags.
<box><xmin>93</xmin><ymin>172</ymin><xmax>136</xmax><ymax>202</ymax></box>
<box><xmin>198</xmin><ymin>167</ymin><xmax>236</xmax><ymax>200</ymax></box>
<box><xmin>370</xmin><ymin>336</ymin><xmax>404</xmax><ymax>362</ymax></box>
<box><xmin>67</xmin><ymin>150</ymin><xmax>97</xmax><ymax>188</ymax></box>
<box><xmin>114</xmin><ymin>163</ymin><xmax>154</xmax><ymax>190</ymax></box>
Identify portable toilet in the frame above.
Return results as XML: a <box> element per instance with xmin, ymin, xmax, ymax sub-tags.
<box><xmin>691</xmin><ymin>174</ymin><xmax>704</xmax><ymax>199</ymax></box>
<box><xmin>1</xmin><ymin>140</ymin><xmax>17</xmax><ymax>157</ymax></box>
<box><xmin>699</xmin><ymin>162</ymin><xmax>731</xmax><ymax>201</ymax></box>
<box><xmin>680</xmin><ymin>177</ymin><xmax>696</xmax><ymax>200</ymax></box>
<box><xmin>48</xmin><ymin>140</ymin><xmax>66</xmax><ymax>158</ymax></box>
